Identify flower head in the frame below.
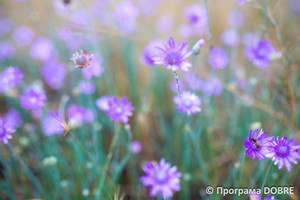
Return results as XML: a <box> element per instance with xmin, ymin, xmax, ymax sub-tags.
<box><xmin>130</xmin><ymin>140</ymin><xmax>142</xmax><ymax>154</ymax></box>
<box><xmin>13</xmin><ymin>26</ymin><xmax>35</xmax><ymax>47</ymax></box>
<box><xmin>152</xmin><ymin>37</ymin><xmax>192</xmax><ymax>71</ymax></box>
<box><xmin>249</xmin><ymin>192</ymin><xmax>261</xmax><ymax>200</ymax></box>
<box><xmin>141</xmin><ymin>40</ymin><xmax>164</xmax><ymax>67</ymax></box>
<box><xmin>30</xmin><ymin>38</ymin><xmax>56</xmax><ymax>61</ymax></box>
<box><xmin>79</xmin><ymin>80</ymin><xmax>95</xmax><ymax>94</ymax></box>
<box><xmin>20</xmin><ymin>86</ymin><xmax>47</xmax><ymax>110</ymax></box>
<box><xmin>82</xmin><ymin>55</ymin><xmax>104</xmax><ymax>79</ymax></box>
<box><xmin>4</xmin><ymin>109</ymin><xmax>23</xmax><ymax>128</ymax></box>
<box><xmin>140</xmin><ymin>159</ymin><xmax>181</xmax><ymax>198</ymax></box>
<box><xmin>70</xmin><ymin>49</ymin><xmax>93</xmax><ymax>69</ymax></box>
<box><xmin>115</xmin><ymin>1</ymin><xmax>139</xmax><ymax>34</ymax></box>
<box><xmin>0</xmin><ymin>41</ymin><xmax>15</xmax><ymax>60</ymax></box>
<box><xmin>202</xmin><ymin>77</ymin><xmax>222</xmax><ymax>96</ymax></box>
<box><xmin>235</xmin><ymin>0</ymin><xmax>252</xmax><ymax>5</ymax></box>
<box><xmin>221</xmin><ymin>29</ymin><xmax>240</xmax><ymax>47</ymax></box>
<box><xmin>104</xmin><ymin>97</ymin><xmax>134</xmax><ymax>124</ymax></box>
<box><xmin>41</xmin><ymin>112</ymin><xmax>66</xmax><ymax>136</ymax></box>
<box><xmin>0</xmin><ymin>67</ymin><xmax>23</xmax><ymax>91</ymax></box>
<box><xmin>208</xmin><ymin>47</ymin><xmax>228</xmax><ymax>69</ymax></box>
<box><xmin>265</xmin><ymin>137</ymin><xmax>300</xmax><ymax>171</ymax></box>
<box><xmin>67</xmin><ymin>104</ymin><xmax>94</xmax><ymax>127</ymax></box>
<box><xmin>96</xmin><ymin>95</ymin><xmax>113</xmax><ymax>112</ymax></box>
<box><xmin>0</xmin><ymin>116</ymin><xmax>16</xmax><ymax>144</ymax></box>
<box><xmin>184</xmin><ymin>4</ymin><xmax>207</xmax><ymax>27</ymax></box>
<box><xmin>192</xmin><ymin>38</ymin><xmax>205</xmax><ymax>55</ymax></box>
<box><xmin>41</xmin><ymin>61</ymin><xmax>66</xmax><ymax>90</ymax></box>
<box><xmin>174</xmin><ymin>91</ymin><xmax>202</xmax><ymax>115</ymax></box>
<box><xmin>264</xmin><ymin>194</ymin><xmax>278</xmax><ymax>200</ymax></box>
<box><xmin>243</xmin><ymin>129</ymin><xmax>274</xmax><ymax>161</ymax></box>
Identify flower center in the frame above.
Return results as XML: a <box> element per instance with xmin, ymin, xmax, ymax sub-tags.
<box><xmin>155</xmin><ymin>170</ymin><xmax>168</xmax><ymax>183</ymax></box>
<box><xmin>115</xmin><ymin>107</ymin><xmax>123</xmax><ymax>114</ymax></box>
<box><xmin>166</xmin><ymin>51</ymin><xmax>181</xmax><ymax>65</ymax></box>
<box><xmin>29</xmin><ymin>97</ymin><xmax>37</xmax><ymax>104</ymax></box>
<box><xmin>76</xmin><ymin>56</ymin><xmax>87</xmax><ymax>65</ymax></box>
<box><xmin>276</xmin><ymin>145</ymin><xmax>289</xmax><ymax>157</ymax></box>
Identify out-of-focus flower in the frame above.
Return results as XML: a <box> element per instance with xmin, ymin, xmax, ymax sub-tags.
<box><xmin>235</xmin><ymin>0</ymin><xmax>252</xmax><ymax>5</ymax></box>
<box><xmin>115</xmin><ymin>1</ymin><xmax>139</xmax><ymax>34</ymax></box>
<box><xmin>42</xmin><ymin>156</ymin><xmax>58</xmax><ymax>166</ymax></box>
<box><xmin>202</xmin><ymin>77</ymin><xmax>223</xmax><ymax>96</ymax></box>
<box><xmin>0</xmin><ymin>18</ymin><xmax>13</xmax><ymax>36</ymax></box>
<box><xmin>82</xmin><ymin>55</ymin><xmax>104</xmax><ymax>79</ymax></box>
<box><xmin>31</xmin><ymin>109</ymin><xmax>42</xmax><ymax>120</ymax></box>
<box><xmin>141</xmin><ymin>40</ymin><xmax>164</xmax><ymax>67</ymax></box>
<box><xmin>0</xmin><ymin>116</ymin><xmax>16</xmax><ymax>144</ymax></box>
<box><xmin>183</xmin><ymin>72</ymin><xmax>203</xmax><ymax>91</ymax></box>
<box><xmin>70</xmin><ymin>49</ymin><xmax>93</xmax><ymax>69</ymax></box>
<box><xmin>82</xmin><ymin>189</ymin><xmax>90</xmax><ymax>196</ymax></box>
<box><xmin>96</xmin><ymin>95</ymin><xmax>113</xmax><ymax>112</ymax></box>
<box><xmin>156</xmin><ymin>15</ymin><xmax>174</xmax><ymax>35</ymax></box>
<box><xmin>169</xmin><ymin>79</ymin><xmax>186</xmax><ymax>93</ymax></box>
<box><xmin>4</xmin><ymin>109</ymin><xmax>23</xmax><ymax>128</ymax></box>
<box><xmin>245</xmin><ymin>40</ymin><xmax>276</xmax><ymax>69</ymax></box>
<box><xmin>174</xmin><ymin>91</ymin><xmax>202</xmax><ymax>115</ymax></box>
<box><xmin>242</xmin><ymin>33</ymin><xmax>259</xmax><ymax>47</ymax></box>
<box><xmin>184</xmin><ymin>4</ymin><xmax>207</xmax><ymax>27</ymax></box>
<box><xmin>71</xmin><ymin>10</ymin><xmax>89</xmax><ymax>27</ymax></box>
<box><xmin>264</xmin><ymin>194</ymin><xmax>278</xmax><ymax>200</ymax></box>
<box><xmin>243</xmin><ymin>129</ymin><xmax>273</xmax><ymax>161</ymax></box>
<box><xmin>41</xmin><ymin>61</ymin><xmax>66</xmax><ymax>90</ymax></box>
<box><xmin>67</xmin><ymin>104</ymin><xmax>94</xmax><ymax>127</ymax></box>
<box><xmin>249</xmin><ymin>192</ymin><xmax>261</xmax><ymax>200</ymax></box>
<box><xmin>152</xmin><ymin>36</ymin><xmax>192</xmax><ymax>71</ymax></box>
<box><xmin>41</xmin><ymin>112</ymin><xmax>65</xmax><ymax>136</ymax></box>
<box><xmin>89</xmin><ymin>0</ymin><xmax>110</xmax><ymax>26</ymax></box>
<box><xmin>130</xmin><ymin>140</ymin><xmax>142</xmax><ymax>154</ymax></box>
<box><xmin>266</xmin><ymin>137</ymin><xmax>300</xmax><ymax>171</ymax></box>
<box><xmin>227</xmin><ymin>11</ymin><xmax>244</xmax><ymax>28</ymax></box>
<box><xmin>104</xmin><ymin>97</ymin><xmax>134</xmax><ymax>124</ymax></box>
<box><xmin>178</xmin><ymin>24</ymin><xmax>194</xmax><ymax>39</ymax></box>
<box><xmin>221</xmin><ymin>29</ymin><xmax>240</xmax><ymax>47</ymax></box>
<box><xmin>0</xmin><ymin>67</ymin><xmax>23</xmax><ymax>91</ymax></box>
<box><xmin>0</xmin><ymin>41</ymin><xmax>15</xmax><ymax>60</ymax></box>
<box><xmin>13</xmin><ymin>26</ymin><xmax>35</xmax><ymax>46</ymax></box>
<box><xmin>79</xmin><ymin>80</ymin><xmax>95</xmax><ymax>94</ymax></box>
<box><xmin>138</xmin><ymin>0</ymin><xmax>162</xmax><ymax>16</ymax></box>
<box><xmin>140</xmin><ymin>159</ymin><xmax>181</xmax><ymax>199</ymax></box>
<box><xmin>20</xmin><ymin>86</ymin><xmax>47</xmax><ymax>110</ymax></box>
<box><xmin>208</xmin><ymin>47</ymin><xmax>228</xmax><ymax>69</ymax></box>
<box><xmin>30</xmin><ymin>38</ymin><xmax>56</xmax><ymax>61</ymax></box>
<box><xmin>192</xmin><ymin>38</ymin><xmax>205</xmax><ymax>54</ymax></box>
<box><xmin>53</xmin><ymin>0</ymin><xmax>73</xmax><ymax>14</ymax></box>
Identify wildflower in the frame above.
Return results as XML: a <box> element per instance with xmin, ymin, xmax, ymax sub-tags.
<box><xmin>115</xmin><ymin>1</ymin><xmax>139</xmax><ymax>34</ymax></box>
<box><xmin>140</xmin><ymin>159</ymin><xmax>181</xmax><ymax>198</ymax></box>
<box><xmin>79</xmin><ymin>80</ymin><xmax>95</xmax><ymax>94</ymax></box>
<box><xmin>130</xmin><ymin>140</ymin><xmax>142</xmax><ymax>154</ymax></box>
<box><xmin>265</xmin><ymin>137</ymin><xmax>300</xmax><ymax>171</ymax></box>
<box><xmin>235</xmin><ymin>0</ymin><xmax>252</xmax><ymax>5</ymax></box>
<box><xmin>20</xmin><ymin>86</ymin><xmax>47</xmax><ymax>110</ymax></box>
<box><xmin>141</xmin><ymin>40</ymin><xmax>164</xmax><ymax>67</ymax></box>
<box><xmin>208</xmin><ymin>47</ymin><xmax>228</xmax><ymax>69</ymax></box>
<box><xmin>249</xmin><ymin>192</ymin><xmax>261</xmax><ymax>200</ymax></box>
<box><xmin>13</xmin><ymin>26</ymin><xmax>35</xmax><ymax>47</ymax></box>
<box><xmin>0</xmin><ymin>116</ymin><xmax>16</xmax><ymax>144</ymax></box>
<box><xmin>202</xmin><ymin>77</ymin><xmax>222</xmax><ymax>96</ymax></box>
<box><xmin>174</xmin><ymin>91</ymin><xmax>202</xmax><ymax>115</ymax></box>
<box><xmin>82</xmin><ymin>55</ymin><xmax>104</xmax><ymax>79</ymax></box>
<box><xmin>0</xmin><ymin>67</ymin><xmax>23</xmax><ymax>91</ymax></box>
<box><xmin>0</xmin><ymin>18</ymin><xmax>13</xmax><ymax>36</ymax></box>
<box><xmin>30</xmin><ymin>38</ymin><xmax>56</xmax><ymax>61</ymax></box>
<box><xmin>264</xmin><ymin>194</ymin><xmax>278</xmax><ymax>200</ymax></box>
<box><xmin>41</xmin><ymin>61</ymin><xmax>66</xmax><ymax>90</ymax></box>
<box><xmin>0</xmin><ymin>41</ymin><xmax>15</xmax><ymax>60</ymax></box>
<box><xmin>192</xmin><ymin>38</ymin><xmax>205</xmax><ymax>55</ymax></box>
<box><xmin>243</xmin><ymin>129</ymin><xmax>274</xmax><ymax>161</ymax></box>
<box><xmin>96</xmin><ymin>95</ymin><xmax>113</xmax><ymax>112</ymax></box>
<box><xmin>183</xmin><ymin>72</ymin><xmax>203</xmax><ymax>91</ymax></box>
<box><xmin>104</xmin><ymin>97</ymin><xmax>134</xmax><ymax>124</ymax></box>
<box><xmin>152</xmin><ymin>36</ymin><xmax>192</xmax><ymax>71</ymax></box>
<box><xmin>4</xmin><ymin>109</ymin><xmax>23</xmax><ymax>128</ymax></box>
<box><xmin>221</xmin><ymin>29</ymin><xmax>240</xmax><ymax>47</ymax></box>
<box><xmin>70</xmin><ymin>49</ymin><xmax>93</xmax><ymax>69</ymax></box>
<box><xmin>67</xmin><ymin>104</ymin><xmax>94</xmax><ymax>127</ymax></box>
<box><xmin>184</xmin><ymin>4</ymin><xmax>207</xmax><ymax>27</ymax></box>
<box><xmin>41</xmin><ymin>112</ymin><xmax>65</xmax><ymax>136</ymax></box>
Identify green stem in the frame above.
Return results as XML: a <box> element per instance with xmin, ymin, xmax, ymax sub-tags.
<box><xmin>203</xmin><ymin>0</ymin><xmax>213</xmax><ymax>51</ymax></box>
<box><xmin>260</xmin><ymin>161</ymin><xmax>273</xmax><ymax>195</ymax></box>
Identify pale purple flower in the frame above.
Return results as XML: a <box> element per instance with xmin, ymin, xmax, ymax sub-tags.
<box><xmin>183</xmin><ymin>72</ymin><xmax>203</xmax><ymax>91</ymax></box>
<box><xmin>20</xmin><ymin>86</ymin><xmax>47</xmax><ymax>110</ymax></box>
<box><xmin>130</xmin><ymin>140</ymin><xmax>142</xmax><ymax>154</ymax></box>
<box><xmin>41</xmin><ymin>61</ymin><xmax>66</xmax><ymax>90</ymax></box>
<box><xmin>169</xmin><ymin>79</ymin><xmax>186</xmax><ymax>93</ymax></box>
<box><xmin>0</xmin><ymin>18</ymin><xmax>13</xmax><ymax>36</ymax></box>
<box><xmin>178</xmin><ymin>24</ymin><xmax>194</xmax><ymax>39</ymax></box>
<box><xmin>41</xmin><ymin>112</ymin><xmax>65</xmax><ymax>136</ymax></box>
<box><xmin>235</xmin><ymin>0</ymin><xmax>252</xmax><ymax>5</ymax></box>
<box><xmin>0</xmin><ymin>67</ymin><xmax>23</xmax><ymax>90</ymax></box>
<box><xmin>4</xmin><ymin>109</ymin><xmax>22</xmax><ymax>128</ymax></box>
<box><xmin>192</xmin><ymin>38</ymin><xmax>205</xmax><ymax>54</ymax></box>
<box><xmin>265</xmin><ymin>137</ymin><xmax>300</xmax><ymax>171</ymax></box>
<box><xmin>115</xmin><ymin>1</ymin><xmax>139</xmax><ymax>34</ymax></box>
<box><xmin>243</xmin><ymin>129</ymin><xmax>274</xmax><ymax>161</ymax></box>
<box><xmin>243</xmin><ymin>33</ymin><xmax>259</xmax><ymax>47</ymax></box>
<box><xmin>174</xmin><ymin>91</ymin><xmax>202</xmax><ymax>115</ymax></box>
<box><xmin>264</xmin><ymin>194</ymin><xmax>278</xmax><ymax>200</ymax></box>
<box><xmin>104</xmin><ymin>97</ymin><xmax>134</xmax><ymax>124</ymax></box>
<box><xmin>0</xmin><ymin>41</ymin><xmax>15</xmax><ymax>60</ymax></box>
<box><xmin>249</xmin><ymin>192</ymin><xmax>261</xmax><ymax>200</ymax></box>
<box><xmin>71</xmin><ymin>10</ymin><xmax>89</xmax><ymax>27</ymax></box>
<box><xmin>13</xmin><ymin>26</ymin><xmax>35</xmax><ymax>46</ymax></box>
<box><xmin>138</xmin><ymin>0</ymin><xmax>162</xmax><ymax>16</ymax></box>
<box><xmin>82</xmin><ymin>55</ymin><xmax>104</xmax><ymax>79</ymax></box>
<box><xmin>96</xmin><ymin>96</ymin><xmax>113</xmax><ymax>112</ymax></box>
<box><xmin>140</xmin><ymin>159</ymin><xmax>181</xmax><ymax>198</ymax></box>
<box><xmin>156</xmin><ymin>15</ymin><xmax>174</xmax><ymax>35</ymax></box>
<box><xmin>221</xmin><ymin>29</ymin><xmax>240</xmax><ymax>47</ymax></box>
<box><xmin>79</xmin><ymin>80</ymin><xmax>95</xmax><ymax>94</ymax></box>
<box><xmin>208</xmin><ymin>47</ymin><xmax>228</xmax><ymax>69</ymax></box>
<box><xmin>227</xmin><ymin>11</ymin><xmax>244</xmax><ymax>28</ymax></box>
<box><xmin>67</xmin><ymin>104</ymin><xmax>94</xmax><ymax>126</ymax></box>
<box><xmin>184</xmin><ymin>4</ymin><xmax>207</xmax><ymax>27</ymax></box>
<box><xmin>152</xmin><ymin>37</ymin><xmax>192</xmax><ymax>72</ymax></box>
<box><xmin>30</xmin><ymin>38</ymin><xmax>56</xmax><ymax>61</ymax></box>
<box><xmin>0</xmin><ymin>116</ymin><xmax>15</xmax><ymax>144</ymax></box>
<box><xmin>141</xmin><ymin>40</ymin><xmax>164</xmax><ymax>67</ymax></box>
<box><xmin>89</xmin><ymin>0</ymin><xmax>110</xmax><ymax>26</ymax></box>
<box><xmin>202</xmin><ymin>77</ymin><xmax>223</xmax><ymax>96</ymax></box>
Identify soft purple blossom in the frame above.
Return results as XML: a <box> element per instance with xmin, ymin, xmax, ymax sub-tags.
<box><xmin>104</xmin><ymin>97</ymin><xmax>134</xmax><ymax>124</ymax></box>
<box><xmin>184</xmin><ymin>4</ymin><xmax>207</xmax><ymax>27</ymax></box>
<box><xmin>89</xmin><ymin>0</ymin><xmax>110</xmax><ymax>26</ymax></box>
<box><xmin>115</xmin><ymin>1</ymin><xmax>139</xmax><ymax>34</ymax></box>
<box><xmin>202</xmin><ymin>77</ymin><xmax>223</xmax><ymax>96</ymax></box>
<box><xmin>183</xmin><ymin>72</ymin><xmax>203</xmax><ymax>91</ymax></box>
<box><xmin>249</xmin><ymin>192</ymin><xmax>261</xmax><ymax>200</ymax></box>
<box><xmin>0</xmin><ymin>41</ymin><xmax>15</xmax><ymax>60</ymax></box>
<box><xmin>41</xmin><ymin>61</ymin><xmax>66</xmax><ymax>90</ymax></box>
<box><xmin>208</xmin><ymin>47</ymin><xmax>228</xmax><ymax>69</ymax></box>
<box><xmin>152</xmin><ymin>37</ymin><xmax>192</xmax><ymax>71</ymax></box>
<box><xmin>235</xmin><ymin>0</ymin><xmax>252</xmax><ymax>5</ymax></box>
<box><xmin>243</xmin><ymin>129</ymin><xmax>274</xmax><ymax>161</ymax></box>
<box><xmin>41</xmin><ymin>112</ymin><xmax>65</xmax><ymax>136</ymax></box>
<box><xmin>0</xmin><ymin>67</ymin><xmax>23</xmax><ymax>90</ymax></box>
<box><xmin>141</xmin><ymin>40</ymin><xmax>164</xmax><ymax>67</ymax></box>
<box><xmin>13</xmin><ymin>26</ymin><xmax>35</xmax><ymax>46</ymax></box>
<box><xmin>138</xmin><ymin>0</ymin><xmax>162</xmax><ymax>16</ymax></box>
<box><xmin>4</xmin><ymin>109</ymin><xmax>23</xmax><ymax>128</ymax></box>
<box><xmin>0</xmin><ymin>18</ymin><xmax>13</xmax><ymax>36</ymax></box>
<box><xmin>265</xmin><ymin>137</ymin><xmax>300</xmax><ymax>171</ymax></box>
<box><xmin>20</xmin><ymin>86</ymin><xmax>47</xmax><ymax>110</ymax></box>
<box><xmin>130</xmin><ymin>140</ymin><xmax>142</xmax><ymax>154</ymax></box>
<box><xmin>30</xmin><ymin>38</ymin><xmax>56</xmax><ymax>61</ymax></box>
<box><xmin>31</xmin><ymin>109</ymin><xmax>42</xmax><ymax>120</ymax></box>
<box><xmin>221</xmin><ymin>29</ymin><xmax>240</xmax><ymax>47</ymax></box>
<box><xmin>67</xmin><ymin>104</ymin><xmax>94</xmax><ymax>126</ymax></box>
<box><xmin>264</xmin><ymin>194</ymin><xmax>278</xmax><ymax>200</ymax></box>
<box><xmin>174</xmin><ymin>91</ymin><xmax>202</xmax><ymax>115</ymax></box>
<box><xmin>140</xmin><ymin>159</ymin><xmax>181</xmax><ymax>198</ymax></box>
<box><xmin>71</xmin><ymin>10</ymin><xmax>89</xmax><ymax>27</ymax></box>
<box><xmin>0</xmin><ymin>116</ymin><xmax>15</xmax><ymax>144</ymax></box>
<box><xmin>79</xmin><ymin>80</ymin><xmax>95</xmax><ymax>94</ymax></box>
<box><xmin>242</xmin><ymin>33</ymin><xmax>259</xmax><ymax>47</ymax></box>
<box><xmin>82</xmin><ymin>55</ymin><xmax>104</xmax><ymax>79</ymax></box>
<box><xmin>178</xmin><ymin>24</ymin><xmax>194</xmax><ymax>39</ymax></box>
<box><xmin>169</xmin><ymin>79</ymin><xmax>186</xmax><ymax>93</ymax></box>
<box><xmin>96</xmin><ymin>96</ymin><xmax>113</xmax><ymax>112</ymax></box>
<box><xmin>227</xmin><ymin>11</ymin><xmax>244</xmax><ymax>28</ymax></box>
<box><xmin>192</xmin><ymin>38</ymin><xmax>205</xmax><ymax>54</ymax></box>
<box><xmin>156</xmin><ymin>15</ymin><xmax>174</xmax><ymax>35</ymax></box>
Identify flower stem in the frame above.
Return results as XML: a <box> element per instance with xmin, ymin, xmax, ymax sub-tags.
<box><xmin>261</xmin><ymin>161</ymin><xmax>273</xmax><ymax>195</ymax></box>
<box><xmin>203</xmin><ymin>0</ymin><xmax>213</xmax><ymax>51</ymax></box>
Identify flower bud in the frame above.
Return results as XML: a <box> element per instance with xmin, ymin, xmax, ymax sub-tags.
<box><xmin>192</xmin><ymin>39</ymin><xmax>205</xmax><ymax>55</ymax></box>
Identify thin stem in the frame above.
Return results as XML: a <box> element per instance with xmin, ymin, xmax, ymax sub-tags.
<box><xmin>238</xmin><ymin>149</ymin><xmax>246</xmax><ymax>184</ymax></box>
<box><xmin>203</xmin><ymin>0</ymin><xmax>213</xmax><ymax>51</ymax></box>
<box><xmin>261</xmin><ymin>161</ymin><xmax>273</xmax><ymax>195</ymax></box>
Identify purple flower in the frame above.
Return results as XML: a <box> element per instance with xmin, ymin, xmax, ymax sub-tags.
<box><xmin>202</xmin><ymin>77</ymin><xmax>222</xmax><ymax>96</ymax></box>
<box><xmin>192</xmin><ymin>38</ymin><xmax>205</xmax><ymax>54</ymax></box>
<box><xmin>138</xmin><ymin>0</ymin><xmax>162</xmax><ymax>16</ymax></box>
<box><xmin>245</xmin><ymin>40</ymin><xmax>276</xmax><ymax>69</ymax></box>
<box><xmin>104</xmin><ymin>97</ymin><xmax>134</xmax><ymax>124</ymax></box>
<box><xmin>235</xmin><ymin>0</ymin><xmax>252</xmax><ymax>5</ymax></box>
<box><xmin>184</xmin><ymin>4</ymin><xmax>207</xmax><ymax>27</ymax></box>
<box><xmin>243</xmin><ymin>129</ymin><xmax>274</xmax><ymax>161</ymax></box>
<box><xmin>178</xmin><ymin>24</ymin><xmax>194</xmax><ymax>39</ymax></box>
<box><xmin>0</xmin><ymin>116</ymin><xmax>15</xmax><ymax>144</ymax></box>
<box><xmin>174</xmin><ymin>91</ymin><xmax>202</xmax><ymax>115</ymax></box>
<box><xmin>4</xmin><ymin>109</ymin><xmax>23</xmax><ymax>128</ymax></box>
<box><xmin>67</xmin><ymin>104</ymin><xmax>94</xmax><ymax>127</ymax></box>
<box><xmin>130</xmin><ymin>140</ymin><xmax>142</xmax><ymax>154</ymax></box>
<box><xmin>152</xmin><ymin>37</ymin><xmax>192</xmax><ymax>72</ymax></box>
<box><xmin>0</xmin><ymin>18</ymin><xmax>13</xmax><ymax>36</ymax></box>
<box><xmin>13</xmin><ymin>26</ymin><xmax>35</xmax><ymax>46</ymax></box>
<box><xmin>41</xmin><ymin>112</ymin><xmax>65</xmax><ymax>136</ymax></box>
<box><xmin>82</xmin><ymin>55</ymin><xmax>104</xmax><ymax>79</ymax></box>
<box><xmin>96</xmin><ymin>95</ymin><xmax>113</xmax><ymax>112</ymax></box>
<box><xmin>31</xmin><ymin>109</ymin><xmax>42</xmax><ymax>120</ymax></box>
<box><xmin>264</xmin><ymin>194</ymin><xmax>277</xmax><ymax>200</ymax></box>
<box><xmin>0</xmin><ymin>41</ymin><xmax>15</xmax><ymax>60</ymax></box>
<box><xmin>169</xmin><ymin>79</ymin><xmax>186</xmax><ymax>93</ymax></box>
<box><xmin>71</xmin><ymin>10</ymin><xmax>89</xmax><ymax>27</ymax></box>
<box><xmin>41</xmin><ymin>61</ymin><xmax>66</xmax><ymax>90</ymax></box>
<box><xmin>249</xmin><ymin>192</ymin><xmax>261</xmax><ymax>200</ymax></box>
<box><xmin>20</xmin><ymin>86</ymin><xmax>47</xmax><ymax>110</ymax></box>
<box><xmin>265</xmin><ymin>137</ymin><xmax>300</xmax><ymax>171</ymax></box>
<box><xmin>70</xmin><ymin>49</ymin><xmax>93</xmax><ymax>69</ymax></box>
<box><xmin>156</xmin><ymin>15</ymin><xmax>174</xmax><ymax>35</ymax></box>
<box><xmin>30</xmin><ymin>38</ymin><xmax>56</xmax><ymax>61</ymax></box>
<box><xmin>141</xmin><ymin>40</ymin><xmax>164</xmax><ymax>67</ymax></box>
<box><xmin>115</xmin><ymin>1</ymin><xmax>139</xmax><ymax>34</ymax></box>
<box><xmin>227</xmin><ymin>11</ymin><xmax>244</xmax><ymax>28</ymax></box>
<box><xmin>79</xmin><ymin>80</ymin><xmax>95</xmax><ymax>94</ymax></box>
<box><xmin>221</xmin><ymin>29</ymin><xmax>240</xmax><ymax>47</ymax></box>
<box><xmin>140</xmin><ymin>159</ymin><xmax>181</xmax><ymax>198</ymax></box>
<box><xmin>0</xmin><ymin>67</ymin><xmax>23</xmax><ymax>91</ymax></box>
<box><xmin>208</xmin><ymin>47</ymin><xmax>228</xmax><ymax>69</ymax></box>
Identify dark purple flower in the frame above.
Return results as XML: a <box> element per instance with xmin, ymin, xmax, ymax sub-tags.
<box><xmin>13</xmin><ymin>26</ymin><xmax>35</xmax><ymax>46</ymax></box>
<box><xmin>221</xmin><ymin>29</ymin><xmax>240</xmax><ymax>47</ymax></box>
<box><xmin>141</xmin><ymin>40</ymin><xmax>164</xmax><ymax>67</ymax></box>
<box><xmin>140</xmin><ymin>159</ymin><xmax>181</xmax><ymax>198</ymax></box>
<box><xmin>67</xmin><ymin>104</ymin><xmax>94</xmax><ymax>127</ymax></box>
<box><xmin>41</xmin><ymin>61</ymin><xmax>66</xmax><ymax>90</ymax></box>
<box><xmin>115</xmin><ymin>1</ymin><xmax>139</xmax><ymax>34</ymax></box>
<box><xmin>82</xmin><ymin>55</ymin><xmax>104</xmax><ymax>79</ymax></box>
<box><xmin>0</xmin><ymin>116</ymin><xmax>15</xmax><ymax>144</ymax></box>
<box><xmin>264</xmin><ymin>194</ymin><xmax>277</xmax><ymax>200</ymax></box>
<box><xmin>202</xmin><ymin>77</ymin><xmax>222</xmax><ymax>96</ymax></box>
<box><xmin>96</xmin><ymin>96</ymin><xmax>113</xmax><ymax>112</ymax></box>
<box><xmin>174</xmin><ymin>91</ymin><xmax>202</xmax><ymax>115</ymax></box>
<box><xmin>79</xmin><ymin>80</ymin><xmax>95</xmax><ymax>94</ymax></box>
<box><xmin>30</xmin><ymin>38</ymin><xmax>56</xmax><ymax>61</ymax></box>
<box><xmin>243</xmin><ymin>129</ymin><xmax>274</xmax><ymax>161</ymax></box>
<box><xmin>4</xmin><ymin>109</ymin><xmax>23</xmax><ymax>128</ymax></box>
<box><xmin>208</xmin><ymin>47</ymin><xmax>228</xmax><ymax>69</ymax></box>
<box><xmin>20</xmin><ymin>86</ymin><xmax>47</xmax><ymax>110</ymax></box>
<box><xmin>152</xmin><ymin>37</ymin><xmax>192</xmax><ymax>71</ymax></box>
<box><xmin>0</xmin><ymin>66</ymin><xmax>23</xmax><ymax>90</ymax></box>
<box><xmin>130</xmin><ymin>140</ymin><xmax>142</xmax><ymax>154</ymax></box>
<box><xmin>184</xmin><ymin>4</ymin><xmax>207</xmax><ymax>27</ymax></box>
<box><xmin>41</xmin><ymin>112</ymin><xmax>65</xmax><ymax>136</ymax></box>
<box><xmin>0</xmin><ymin>41</ymin><xmax>15</xmax><ymax>60</ymax></box>
<box><xmin>265</xmin><ymin>137</ymin><xmax>300</xmax><ymax>171</ymax></box>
